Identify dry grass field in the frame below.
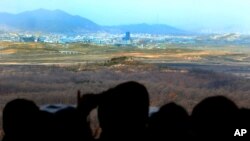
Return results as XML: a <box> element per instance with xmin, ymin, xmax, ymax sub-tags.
<box><xmin>1</xmin><ymin>42</ymin><xmax>250</xmax><ymax>139</ymax></box>
<box><xmin>1</xmin><ymin>41</ymin><xmax>245</xmax><ymax>64</ymax></box>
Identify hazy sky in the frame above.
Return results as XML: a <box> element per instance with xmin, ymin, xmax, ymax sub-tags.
<box><xmin>1</xmin><ymin>0</ymin><xmax>250</xmax><ymax>32</ymax></box>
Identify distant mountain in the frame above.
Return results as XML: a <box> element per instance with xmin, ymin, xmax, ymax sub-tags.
<box><xmin>0</xmin><ymin>9</ymin><xmax>101</xmax><ymax>33</ymax></box>
<box><xmin>106</xmin><ymin>23</ymin><xmax>188</xmax><ymax>35</ymax></box>
<box><xmin>0</xmin><ymin>9</ymin><xmax>188</xmax><ymax>35</ymax></box>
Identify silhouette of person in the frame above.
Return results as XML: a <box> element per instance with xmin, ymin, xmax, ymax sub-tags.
<box><xmin>2</xmin><ymin>99</ymin><xmax>40</xmax><ymax>141</ymax></box>
<box><xmin>148</xmin><ymin>102</ymin><xmax>191</xmax><ymax>141</ymax></box>
<box><xmin>38</xmin><ymin>110</ymin><xmax>56</xmax><ymax>141</ymax></box>
<box><xmin>97</xmin><ymin>81</ymin><xmax>149</xmax><ymax>141</ymax></box>
<box><xmin>238</xmin><ymin>108</ymin><xmax>250</xmax><ymax>139</ymax></box>
<box><xmin>77</xmin><ymin>90</ymin><xmax>100</xmax><ymax>119</ymax></box>
<box><xmin>77</xmin><ymin>90</ymin><xmax>102</xmax><ymax>141</ymax></box>
<box><xmin>191</xmin><ymin>96</ymin><xmax>239</xmax><ymax>139</ymax></box>
<box><xmin>54</xmin><ymin>106</ymin><xmax>94</xmax><ymax>141</ymax></box>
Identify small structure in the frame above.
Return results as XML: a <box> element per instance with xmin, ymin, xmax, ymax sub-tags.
<box><xmin>122</xmin><ymin>32</ymin><xmax>131</xmax><ymax>41</ymax></box>
<box><xmin>20</xmin><ymin>36</ymin><xmax>36</xmax><ymax>42</ymax></box>
<box><xmin>59</xmin><ymin>51</ymin><xmax>79</xmax><ymax>55</ymax></box>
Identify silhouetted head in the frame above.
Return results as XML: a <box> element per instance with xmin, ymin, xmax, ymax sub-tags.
<box><xmin>2</xmin><ymin>99</ymin><xmax>40</xmax><ymax>141</ymax></box>
<box><xmin>54</xmin><ymin>107</ymin><xmax>93</xmax><ymax>141</ymax></box>
<box><xmin>98</xmin><ymin>81</ymin><xmax>149</xmax><ymax>140</ymax></box>
<box><xmin>148</xmin><ymin>103</ymin><xmax>190</xmax><ymax>140</ymax></box>
<box><xmin>191</xmin><ymin>96</ymin><xmax>238</xmax><ymax>138</ymax></box>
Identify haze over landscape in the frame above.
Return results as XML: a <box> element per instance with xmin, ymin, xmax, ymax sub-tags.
<box><xmin>0</xmin><ymin>0</ymin><xmax>250</xmax><ymax>34</ymax></box>
<box><xmin>1</xmin><ymin>1</ymin><xmax>250</xmax><ymax>140</ymax></box>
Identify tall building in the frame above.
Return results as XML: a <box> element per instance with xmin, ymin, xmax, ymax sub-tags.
<box><xmin>123</xmin><ymin>32</ymin><xmax>131</xmax><ymax>41</ymax></box>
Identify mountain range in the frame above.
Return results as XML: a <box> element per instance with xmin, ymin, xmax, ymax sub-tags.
<box><xmin>0</xmin><ymin>9</ymin><xmax>187</xmax><ymax>35</ymax></box>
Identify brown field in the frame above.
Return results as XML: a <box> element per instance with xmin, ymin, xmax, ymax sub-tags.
<box><xmin>1</xmin><ymin>42</ymin><xmax>250</xmax><ymax>139</ymax></box>
<box><xmin>1</xmin><ymin>62</ymin><xmax>250</xmax><ymax>138</ymax></box>
<box><xmin>1</xmin><ymin>41</ymin><xmax>244</xmax><ymax>64</ymax></box>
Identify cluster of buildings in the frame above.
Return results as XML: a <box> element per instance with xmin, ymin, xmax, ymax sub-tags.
<box><xmin>1</xmin><ymin>32</ymin><xmax>198</xmax><ymax>47</ymax></box>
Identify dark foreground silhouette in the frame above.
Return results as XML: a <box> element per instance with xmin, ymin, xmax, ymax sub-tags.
<box><xmin>2</xmin><ymin>81</ymin><xmax>250</xmax><ymax>141</ymax></box>
<box><xmin>2</xmin><ymin>99</ymin><xmax>40</xmax><ymax>141</ymax></box>
<box><xmin>147</xmin><ymin>102</ymin><xmax>190</xmax><ymax>141</ymax></box>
